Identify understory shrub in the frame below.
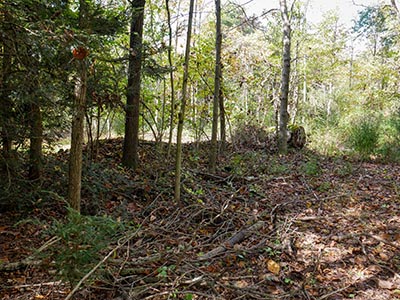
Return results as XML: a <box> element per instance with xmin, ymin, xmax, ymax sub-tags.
<box><xmin>231</xmin><ymin>123</ymin><xmax>272</xmax><ymax>150</ymax></box>
<box><xmin>43</xmin><ymin>208</ymin><xmax>129</xmax><ymax>287</ymax></box>
<box><xmin>307</xmin><ymin>127</ymin><xmax>344</xmax><ymax>156</ymax></box>
<box><xmin>346</xmin><ymin>116</ymin><xmax>380</xmax><ymax>158</ymax></box>
<box><xmin>377</xmin><ymin>114</ymin><xmax>400</xmax><ymax>161</ymax></box>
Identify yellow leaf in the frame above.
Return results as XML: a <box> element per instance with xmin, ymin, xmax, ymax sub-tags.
<box><xmin>267</xmin><ymin>259</ymin><xmax>280</xmax><ymax>275</ymax></box>
<box><xmin>234</xmin><ymin>280</ymin><xmax>248</xmax><ymax>288</ymax></box>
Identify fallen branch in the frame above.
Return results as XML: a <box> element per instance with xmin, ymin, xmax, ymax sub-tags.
<box><xmin>65</xmin><ymin>230</ymin><xmax>141</xmax><ymax>300</ymax></box>
<box><xmin>0</xmin><ymin>236</ymin><xmax>60</xmax><ymax>271</ymax></box>
<box><xmin>318</xmin><ymin>284</ymin><xmax>352</xmax><ymax>300</ymax></box>
<box><xmin>197</xmin><ymin>221</ymin><xmax>265</xmax><ymax>261</ymax></box>
<box><xmin>5</xmin><ymin>280</ymin><xmax>63</xmax><ymax>289</ymax></box>
<box><xmin>0</xmin><ymin>259</ymin><xmax>42</xmax><ymax>271</ymax></box>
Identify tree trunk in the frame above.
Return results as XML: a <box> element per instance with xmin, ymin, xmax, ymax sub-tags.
<box><xmin>174</xmin><ymin>0</ymin><xmax>195</xmax><ymax>202</ymax></box>
<box><xmin>278</xmin><ymin>0</ymin><xmax>291</xmax><ymax>154</ymax></box>
<box><xmin>166</xmin><ymin>0</ymin><xmax>176</xmax><ymax>157</ymax></box>
<box><xmin>209</xmin><ymin>0</ymin><xmax>222</xmax><ymax>172</ymax></box>
<box><xmin>68</xmin><ymin>59</ymin><xmax>87</xmax><ymax>213</ymax></box>
<box><xmin>1</xmin><ymin>11</ymin><xmax>13</xmax><ymax>162</ymax></box>
<box><xmin>28</xmin><ymin>101</ymin><xmax>43</xmax><ymax>180</ymax></box>
<box><xmin>219</xmin><ymin>84</ymin><xmax>226</xmax><ymax>149</ymax></box>
<box><xmin>391</xmin><ymin>0</ymin><xmax>400</xmax><ymax>19</ymax></box>
<box><xmin>67</xmin><ymin>0</ymin><xmax>90</xmax><ymax>212</ymax></box>
<box><xmin>122</xmin><ymin>0</ymin><xmax>145</xmax><ymax>169</ymax></box>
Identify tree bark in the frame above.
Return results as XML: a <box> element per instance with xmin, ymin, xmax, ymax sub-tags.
<box><xmin>209</xmin><ymin>0</ymin><xmax>222</xmax><ymax>172</ymax></box>
<box><xmin>68</xmin><ymin>60</ymin><xmax>87</xmax><ymax>213</ymax></box>
<box><xmin>28</xmin><ymin>100</ymin><xmax>43</xmax><ymax>180</ymax></box>
<box><xmin>0</xmin><ymin>11</ymin><xmax>13</xmax><ymax>161</ymax></box>
<box><xmin>166</xmin><ymin>0</ymin><xmax>176</xmax><ymax>157</ymax></box>
<box><xmin>174</xmin><ymin>0</ymin><xmax>195</xmax><ymax>202</ymax></box>
<box><xmin>219</xmin><ymin>84</ymin><xmax>226</xmax><ymax>149</ymax></box>
<box><xmin>278</xmin><ymin>0</ymin><xmax>291</xmax><ymax>154</ymax></box>
<box><xmin>391</xmin><ymin>0</ymin><xmax>400</xmax><ymax>19</ymax></box>
<box><xmin>122</xmin><ymin>0</ymin><xmax>145</xmax><ymax>169</ymax></box>
<box><xmin>67</xmin><ymin>0</ymin><xmax>90</xmax><ymax>212</ymax></box>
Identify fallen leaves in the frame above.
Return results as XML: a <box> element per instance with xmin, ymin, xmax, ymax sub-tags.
<box><xmin>2</xmin><ymin>141</ymin><xmax>400</xmax><ymax>300</ymax></box>
<box><xmin>267</xmin><ymin>259</ymin><xmax>280</xmax><ymax>275</ymax></box>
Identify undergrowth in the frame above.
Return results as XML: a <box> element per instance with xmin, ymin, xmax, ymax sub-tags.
<box><xmin>42</xmin><ymin>208</ymin><xmax>131</xmax><ymax>287</ymax></box>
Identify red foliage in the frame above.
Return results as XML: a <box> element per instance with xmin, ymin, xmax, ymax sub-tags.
<box><xmin>72</xmin><ymin>46</ymin><xmax>89</xmax><ymax>60</ymax></box>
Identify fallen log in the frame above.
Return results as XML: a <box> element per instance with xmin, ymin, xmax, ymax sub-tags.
<box><xmin>198</xmin><ymin>221</ymin><xmax>265</xmax><ymax>261</ymax></box>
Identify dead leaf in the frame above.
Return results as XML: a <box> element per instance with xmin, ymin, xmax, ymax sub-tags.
<box><xmin>379</xmin><ymin>252</ymin><xmax>390</xmax><ymax>261</ymax></box>
<box><xmin>267</xmin><ymin>259</ymin><xmax>280</xmax><ymax>275</ymax></box>
<box><xmin>237</xmin><ymin>261</ymin><xmax>246</xmax><ymax>268</ymax></box>
<box><xmin>378</xmin><ymin>279</ymin><xmax>394</xmax><ymax>290</ymax></box>
<box><xmin>234</xmin><ymin>280</ymin><xmax>248</xmax><ymax>288</ymax></box>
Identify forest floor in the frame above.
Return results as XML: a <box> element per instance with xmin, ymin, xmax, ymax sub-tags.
<box><xmin>1</xmin><ymin>138</ymin><xmax>400</xmax><ymax>300</ymax></box>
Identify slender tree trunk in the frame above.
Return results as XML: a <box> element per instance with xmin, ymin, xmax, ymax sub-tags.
<box><xmin>303</xmin><ymin>50</ymin><xmax>307</xmax><ymax>106</ymax></box>
<box><xmin>278</xmin><ymin>0</ymin><xmax>291</xmax><ymax>154</ymax></box>
<box><xmin>28</xmin><ymin>100</ymin><xmax>43</xmax><ymax>180</ymax></box>
<box><xmin>291</xmin><ymin>42</ymin><xmax>299</xmax><ymax>124</ymax></box>
<box><xmin>174</xmin><ymin>0</ymin><xmax>183</xmax><ymax>49</ymax></box>
<box><xmin>166</xmin><ymin>0</ymin><xmax>176</xmax><ymax>157</ymax></box>
<box><xmin>219</xmin><ymin>84</ymin><xmax>226</xmax><ymax>149</ymax></box>
<box><xmin>209</xmin><ymin>0</ymin><xmax>222</xmax><ymax>172</ymax></box>
<box><xmin>122</xmin><ymin>0</ymin><xmax>145</xmax><ymax>169</ymax></box>
<box><xmin>1</xmin><ymin>12</ymin><xmax>13</xmax><ymax>161</ymax></box>
<box><xmin>68</xmin><ymin>59</ymin><xmax>87</xmax><ymax>212</ymax></box>
<box><xmin>349</xmin><ymin>42</ymin><xmax>354</xmax><ymax>89</ymax></box>
<box><xmin>67</xmin><ymin>0</ymin><xmax>90</xmax><ymax>212</ymax></box>
<box><xmin>159</xmin><ymin>78</ymin><xmax>167</xmax><ymax>144</ymax></box>
<box><xmin>174</xmin><ymin>0</ymin><xmax>195</xmax><ymax>202</ymax></box>
<box><xmin>391</xmin><ymin>0</ymin><xmax>400</xmax><ymax>19</ymax></box>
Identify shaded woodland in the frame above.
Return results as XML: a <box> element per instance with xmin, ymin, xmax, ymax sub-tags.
<box><xmin>1</xmin><ymin>0</ymin><xmax>400</xmax><ymax>299</ymax></box>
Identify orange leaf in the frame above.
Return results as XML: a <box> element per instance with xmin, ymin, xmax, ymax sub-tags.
<box><xmin>267</xmin><ymin>259</ymin><xmax>280</xmax><ymax>275</ymax></box>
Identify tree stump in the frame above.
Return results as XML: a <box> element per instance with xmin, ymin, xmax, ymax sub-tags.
<box><xmin>288</xmin><ymin>125</ymin><xmax>306</xmax><ymax>149</ymax></box>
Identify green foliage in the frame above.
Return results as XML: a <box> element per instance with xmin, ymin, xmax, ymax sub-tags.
<box><xmin>346</xmin><ymin>116</ymin><xmax>380</xmax><ymax>158</ymax></box>
<box><xmin>301</xmin><ymin>159</ymin><xmax>321</xmax><ymax>177</ymax></box>
<box><xmin>222</xmin><ymin>2</ymin><xmax>260</xmax><ymax>35</ymax></box>
<box><xmin>334</xmin><ymin>160</ymin><xmax>354</xmax><ymax>177</ymax></box>
<box><xmin>308</xmin><ymin>127</ymin><xmax>344</xmax><ymax>156</ymax></box>
<box><xmin>157</xmin><ymin>264</ymin><xmax>176</xmax><ymax>278</ymax></box>
<box><xmin>353</xmin><ymin>5</ymin><xmax>397</xmax><ymax>54</ymax></box>
<box><xmin>45</xmin><ymin>208</ymin><xmax>128</xmax><ymax>286</ymax></box>
<box><xmin>268</xmin><ymin>157</ymin><xmax>289</xmax><ymax>176</ymax></box>
<box><xmin>184</xmin><ymin>294</ymin><xmax>194</xmax><ymax>300</ymax></box>
<box><xmin>229</xmin><ymin>151</ymin><xmax>268</xmax><ymax>176</ymax></box>
<box><xmin>317</xmin><ymin>181</ymin><xmax>331</xmax><ymax>192</ymax></box>
<box><xmin>376</xmin><ymin>114</ymin><xmax>400</xmax><ymax>161</ymax></box>
<box><xmin>81</xmin><ymin>161</ymin><xmax>133</xmax><ymax>214</ymax></box>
